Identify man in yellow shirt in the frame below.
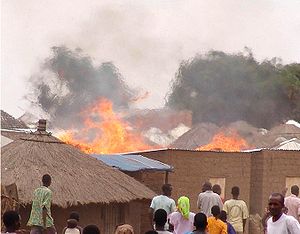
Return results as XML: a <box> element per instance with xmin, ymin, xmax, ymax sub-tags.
<box><xmin>207</xmin><ymin>206</ymin><xmax>227</xmax><ymax>234</ymax></box>
<box><xmin>223</xmin><ymin>186</ymin><xmax>249</xmax><ymax>234</ymax></box>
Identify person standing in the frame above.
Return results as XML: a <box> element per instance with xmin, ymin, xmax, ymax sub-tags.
<box><xmin>207</xmin><ymin>206</ymin><xmax>227</xmax><ymax>234</ymax></box>
<box><xmin>285</xmin><ymin>185</ymin><xmax>300</xmax><ymax>222</ymax></box>
<box><xmin>197</xmin><ymin>182</ymin><xmax>223</xmax><ymax>217</ymax></box>
<box><xmin>62</xmin><ymin>212</ymin><xmax>83</xmax><ymax>234</ymax></box>
<box><xmin>149</xmin><ymin>184</ymin><xmax>176</xmax><ymax>228</ymax></box>
<box><xmin>219</xmin><ymin>211</ymin><xmax>236</xmax><ymax>234</ymax></box>
<box><xmin>267</xmin><ymin>193</ymin><xmax>300</xmax><ymax>234</ymax></box>
<box><xmin>27</xmin><ymin>174</ymin><xmax>56</xmax><ymax>234</ymax></box>
<box><xmin>169</xmin><ymin>196</ymin><xmax>195</xmax><ymax>234</ymax></box>
<box><xmin>153</xmin><ymin>209</ymin><xmax>172</xmax><ymax>234</ymax></box>
<box><xmin>223</xmin><ymin>186</ymin><xmax>248</xmax><ymax>234</ymax></box>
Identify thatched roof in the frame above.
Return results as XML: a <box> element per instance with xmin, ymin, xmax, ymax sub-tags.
<box><xmin>170</xmin><ymin>122</ymin><xmax>220</xmax><ymax>149</ymax></box>
<box><xmin>1</xmin><ymin>110</ymin><xmax>28</xmax><ymax>129</ymax></box>
<box><xmin>1</xmin><ymin>130</ymin><xmax>31</xmax><ymax>141</ymax></box>
<box><xmin>1</xmin><ymin>128</ymin><xmax>155</xmax><ymax>207</ymax></box>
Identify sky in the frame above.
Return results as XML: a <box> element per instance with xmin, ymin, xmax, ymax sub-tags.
<box><xmin>1</xmin><ymin>0</ymin><xmax>300</xmax><ymax>118</ymax></box>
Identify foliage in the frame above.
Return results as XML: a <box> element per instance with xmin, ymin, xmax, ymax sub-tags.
<box><xmin>166</xmin><ymin>50</ymin><xmax>300</xmax><ymax>128</ymax></box>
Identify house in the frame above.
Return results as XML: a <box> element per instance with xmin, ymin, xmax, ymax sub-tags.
<box><xmin>1</xmin><ymin>120</ymin><xmax>156</xmax><ymax>234</ymax></box>
<box><xmin>93</xmin><ymin>154</ymin><xmax>173</xmax><ymax>233</ymax></box>
<box><xmin>128</xmin><ymin>148</ymin><xmax>300</xmax><ymax>234</ymax></box>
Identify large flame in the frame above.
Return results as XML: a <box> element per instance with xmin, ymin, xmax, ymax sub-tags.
<box><xmin>58</xmin><ymin>98</ymin><xmax>153</xmax><ymax>154</ymax></box>
<box><xmin>196</xmin><ymin>130</ymin><xmax>249</xmax><ymax>152</ymax></box>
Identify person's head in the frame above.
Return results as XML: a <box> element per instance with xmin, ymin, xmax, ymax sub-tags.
<box><xmin>268</xmin><ymin>193</ymin><xmax>285</xmax><ymax>217</ymax></box>
<box><xmin>3</xmin><ymin>210</ymin><xmax>21</xmax><ymax>231</ymax></box>
<box><xmin>211</xmin><ymin>205</ymin><xmax>221</xmax><ymax>218</ymax></box>
<box><xmin>162</xmin><ymin>184</ymin><xmax>172</xmax><ymax>197</ymax></box>
<box><xmin>144</xmin><ymin>231</ymin><xmax>158</xmax><ymax>234</ymax></box>
<box><xmin>231</xmin><ymin>186</ymin><xmax>240</xmax><ymax>198</ymax></box>
<box><xmin>219</xmin><ymin>210</ymin><xmax>227</xmax><ymax>222</ymax></box>
<box><xmin>114</xmin><ymin>224</ymin><xmax>134</xmax><ymax>234</ymax></box>
<box><xmin>67</xmin><ymin>219</ymin><xmax>78</xmax><ymax>228</ymax></box>
<box><xmin>291</xmin><ymin>185</ymin><xmax>299</xmax><ymax>196</ymax></box>
<box><xmin>83</xmin><ymin>225</ymin><xmax>100</xmax><ymax>234</ymax></box>
<box><xmin>193</xmin><ymin>213</ymin><xmax>208</xmax><ymax>231</ymax></box>
<box><xmin>177</xmin><ymin>196</ymin><xmax>190</xmax><ymax>219</ymax></box>
<box><xmin>212</xmin><ymin>184</ymin><xmax>221</xmax><ymax>195</ymax></box>
<box><xmin>42</xmin><ymin>174</ymin><xmax>51</xmax><ymax>187</ymax></box>
<box><xmin>69</xmin><ymin>212</ymin><xmax>80</xmax><ymax>222</ymax></box>
<box><xmin>202</xmin><ymin>182</ymin><xmax>212</xmax><ymax>192</ymax></box>
<box><xmin>153</xmin><ymin>209</ymin><xmax>167</xmax><ymax>228</ymax></box>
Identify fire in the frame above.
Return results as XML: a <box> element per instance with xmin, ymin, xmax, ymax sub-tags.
<box><xmin>196</xmin><ymin>130</ymin><xmax>249</xmax><ymax>152</ymax></box>
<box><xmin>58</xmin><ymin>98</ymin><xmax>153</xmax><ymax>154</ymax></box>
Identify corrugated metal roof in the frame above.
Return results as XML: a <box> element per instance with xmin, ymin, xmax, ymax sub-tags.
<box><xmin>91</xmin><ymin>154</ymin><xmax>173</xmax><ymax>172</ymax></box>
<box><xmin>273</xmin><ymin>138</ymin><xmax>300</xmax><ymax>150</ymax></box>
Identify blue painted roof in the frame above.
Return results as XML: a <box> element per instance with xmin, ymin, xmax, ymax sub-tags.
<box><xmin>91</xmin><ymin>154</ymin><xmax>173</xmax><ymax>172</ymax></box>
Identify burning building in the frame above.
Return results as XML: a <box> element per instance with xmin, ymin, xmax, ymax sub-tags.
<box><xmin>1</xmin><ymin>120</ymin><xmax>156</xmax><ymax>234</ymax></box>
<box><xmin>128</xmin><ymin>148</ymin><xmax>300</xmax><ymax>234</ymax></box>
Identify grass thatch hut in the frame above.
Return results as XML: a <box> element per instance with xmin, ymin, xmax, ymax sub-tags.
<box><xmin>1</xmin><ymin>120</ymin><xmax>156</xmax><ymax>234</ymax></box>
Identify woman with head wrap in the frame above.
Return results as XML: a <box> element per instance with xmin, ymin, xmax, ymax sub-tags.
<box><xmin>114</xmin><ymin>224</ymin><xmax>134</xmax><ymax>234</ymax></box>
<box><xmin>169</xmin><ymin>196</ymin><xmax>195</xmax><ymax>234</ymax></box>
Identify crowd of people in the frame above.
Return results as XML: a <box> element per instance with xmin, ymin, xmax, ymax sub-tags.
<box><xmin>1</xmin><ymin>174</ymin><xmax>300</xmax><ymax>234</ymax></box>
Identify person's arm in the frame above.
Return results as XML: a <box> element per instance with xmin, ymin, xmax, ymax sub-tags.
<box><xmin>197</xmin><ymin>194</ymin><xmax>201</xmax><ymax>209</ymax></box>
<box><xmin>221</xmin><ymin>222</ymin><xmax>228</xmax><ymax>234</ymax></box>
<box><xmin>42</xmin><ymin>207</ymin><xmax>47</xmax><ymax>228</ymax></box>
<box><xmin>261</xmin><ymin>208</ymin><xmax>270</xmax><ymax>233</ymax></box>
<box><xmin>170</xmin><ymin>199</ymin><xmax>176</xmax><ymax>213</ymax></box>
<box><xmin>242</xmin><ymin>202</ymin><xmax>249</xmax><ymax>232</ymax></box>
<box><xmin>42</xmin><ymin>190</ymin><xmax>52</xmax><ymax>228</ymax></box>
<box><xmin>148</xmin><ymin>208</ymin><xmax>154</xmax><ymax>227</ymax></box>
<box><xmin>242</xmin><ymin>219</ymin><xmax>247</xmax><ymax>232</ymax></box>
<box><xmin>287</xmin><ymin>217</ymin><xmax>300</xmax><ymax>234</ymax></box>
<box><xmin>218</xmin><ymin>196</ymin><xmax>223</xmax><ymax>209</ymax></box>
<box><xmin>62</xmin><ymin>227</ymin><xmax>67</xmax><ymax>234</ymax></box>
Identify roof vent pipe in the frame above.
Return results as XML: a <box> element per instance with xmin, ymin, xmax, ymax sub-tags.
<box><xmin>37</xmin><ymin>119</ymin><xmax>47</xmax><ymax>131</ymax></box>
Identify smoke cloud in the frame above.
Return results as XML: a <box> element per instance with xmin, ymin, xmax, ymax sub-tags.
<box><xmin>27</xmin><ymin>46</ymin><xmax>136</xmax><ymax>129</ymax></box>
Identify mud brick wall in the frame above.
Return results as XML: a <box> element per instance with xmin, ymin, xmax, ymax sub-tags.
<box><xmin>125</xmin><ymin>171</ymin><xmax>166</xmax><ymax>233</ymax></box>
<box><xmin>126</xmin><ymin>171</ymin><xmax>167</xmax><ymax>194</ymax></box>
<box><xmin>259</xmin><ymin>150</ymin><xmax>300</xmax><ymax>214</ymax></box>
<box><xmin>139</xmin><ymin>150</ymin><xmax>252</xmax><ymax>213</ymax></box>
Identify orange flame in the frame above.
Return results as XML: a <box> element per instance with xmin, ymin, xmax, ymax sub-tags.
<box><xmin>58</xmin><ymin>98</ymin><xmax>153</xmax><ymax>154</ymax></box>
<box><xmin>196</xmin><ymin>130</ymin><xmax>249</xmax><ymax>152</ymax></box>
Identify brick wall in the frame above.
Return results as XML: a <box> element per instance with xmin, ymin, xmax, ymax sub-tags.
<box><xmin>135</xmin><ymin>149</ymin><xmax>300</xmax><ymax>234</ymax></box>
<box><xmin>125</xmin><ymin>171</ymin><xmax>166</xmax><ymax>194</ymax></box>
<box><xmin>260</xmin><ymin>150</ymin><xmax>300</xmax><ymax>214</ymax></box>
<box><xmin>125</xmin><ymin>171</ymin><xmax>166</xmax><ymax>233</ymax></box>
<box><xmin>139</xmin><ymin>150</ymin><xmax>252</xmax><ymax>213</ymax></box>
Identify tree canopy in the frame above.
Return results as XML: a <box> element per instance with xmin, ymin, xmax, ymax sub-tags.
<box><xmin>166</xmin><ymin>50</ymin><xmax>300</xmax><ymax>128</ymax></box>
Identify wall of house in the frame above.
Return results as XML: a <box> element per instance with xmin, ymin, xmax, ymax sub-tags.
<box><xmin>19</xmin><ymin>201</ymin><xmax>147</xmax><ymax>234</ymax></box>
<box><xmin>125</xmin><ymin>171</ymin><xmax>166</xmax><ymax>194</ymax></box>
<box><xmin>139</xmin><ymin>150</ymin><xmax>252</xmax><ymax>213</ymax></box>
<box><xmin>260</xmin><ymin>150</ymin><xmax>300</xmax><ymax>214</ymax></box>
<box><xmin>125</xmin><ymin>171</ymin><xmax>165</xmax><ymax>232</ymax></box>
<box><xmin>138</xmin><ymin>149</ymin><xmax>300</xmax><ymax>234</ymax></box>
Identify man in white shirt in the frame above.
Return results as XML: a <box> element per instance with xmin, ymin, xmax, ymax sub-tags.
<box><xmin>285</xmin><ymin>185</ymin><xmax>300</xmax><ymax>222</ymax></box>
<box><xmin>223</xmin><ymin>186</ymin><xmax>249</xmax><ymax>234</ymax></box>
<box><xmin>149</xmin><ymin>184</ymin><xmax>176</xmax><ymax>229</ymax></box>
<box><xmin>267</xmin><ymin>193</ymin><xmax>300</xmax><ymax>234</ymax></box>
<box><xmin>197</xmin><ymin>182</ymin><xmax>223</xmax><ymax>217</ymax></box>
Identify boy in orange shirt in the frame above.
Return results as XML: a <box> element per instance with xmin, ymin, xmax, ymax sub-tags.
<box><xmin>207</xmin><ymin>206</ymin><xmax>228</xmax><ymax>234</ymax></box>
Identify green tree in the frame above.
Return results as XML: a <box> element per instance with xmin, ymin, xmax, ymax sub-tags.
<box><xmin>166</xmin><ymin>50</ymin><xmax>300</xmax><ymax>128</ymax></box>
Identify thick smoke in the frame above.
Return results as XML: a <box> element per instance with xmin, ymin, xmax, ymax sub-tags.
<box><xmin>166</xmin><ymin>50</ymin><xmax>300</xmax><ymax>128</ymax></box>
<box><xmin>27</xmin><ymin>46</ymin><xmax>135</xmax><ymax>129</ymax></box>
